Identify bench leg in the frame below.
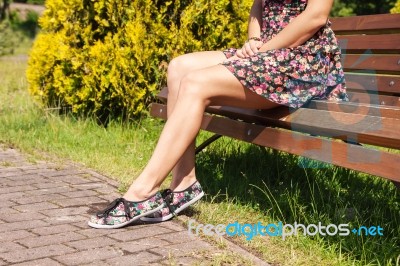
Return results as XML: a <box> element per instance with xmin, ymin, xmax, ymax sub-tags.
<box><xmin>195</xmin><ymin>134</ymin><xmax>222</xmax><ymax>154</ymax></box>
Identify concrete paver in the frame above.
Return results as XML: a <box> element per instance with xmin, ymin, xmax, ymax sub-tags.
<box><xmin>0</xmin><ymin>145</ymin><xmax>268</xmax><ymax>265</ymax></box>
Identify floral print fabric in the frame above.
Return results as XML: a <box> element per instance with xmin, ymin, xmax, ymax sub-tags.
<box><xmin>144</xmin><ymin>181</ymin><xmax>204</xmax><ymax>220</ymax></box>
<box><xmin>89</xmin><ymin>192</ymin><xmax>164</xmax><ymax>227</ymax></box>
<box><xmin>221</xmin><ymin>0</ymin><xmax>348</xmax><ymax>108</ymax></box>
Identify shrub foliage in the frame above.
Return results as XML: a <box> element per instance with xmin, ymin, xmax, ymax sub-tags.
<box><xmin>391</xmin><ymin>0</ymin><xmax>400</xmax><ymax>13</ymax></box>
<box><xmin>27</xmin><ymin>0</ymin><xmax>252</xmax><ymax>121</ymax></box>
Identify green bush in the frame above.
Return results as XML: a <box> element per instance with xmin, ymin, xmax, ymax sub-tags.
<box><xmin>10</xmin><ymin>10</ymin><xmax>39</xmax><ymax>38</ymax></box>
<box><xmin>27</xmin><ymin>0</ymin><xmax>252</xmax><ymax>122</ymax></box>
<box><xmin>0</xmin><ymin>20</ymin><xmax>18</xmax><ymax>55</ymax></box>
<box><xmin>390</xmin><ymin>0</ymin><xmax>400</xmax><ymax>13</ymax></box>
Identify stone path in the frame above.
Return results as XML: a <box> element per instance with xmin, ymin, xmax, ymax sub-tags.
<box><xmin>0</xmin><ymin>145</ymin><xmax>269</xmax><ymax>266</ymax></box>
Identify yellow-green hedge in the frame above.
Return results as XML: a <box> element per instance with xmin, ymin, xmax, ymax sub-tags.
<box><xmin>390</xmin><ymin>0</ymin><xmax>400</xmax><ymax>13</ymax></box>
<box><xmin>27</xmin><ymin>0</ymin><xmax>252</xmax><ymax>121</ymax></box>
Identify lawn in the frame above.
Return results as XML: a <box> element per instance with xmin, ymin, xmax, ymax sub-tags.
<box><xmin>0</xmin><ymin>40</ymin><xmax>399</xmax><ymax>266</ymax></box>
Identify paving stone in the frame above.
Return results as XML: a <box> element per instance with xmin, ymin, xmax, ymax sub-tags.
<box><xmin>34</xmin><ymin>181</ymin><xmax>71</xmax><ymax>189</ymax></box>
<box><xmin>165</xmin><ymin>255</ymin><xmax>205</xmax><ymax>265</ymax></box>
<box><xmin>0</xmin><ymin>219</ymin><xmax>48</xmax><ymax>233</ymax></box>
<box><xmin>92</xmin><ymin>186</ymin><xmax>119</xmax><ymax>195</ymax></box>
<box><xmin>1</xmin><ymin>178</ymin><xmax>49</xmax><ymax>187</ymax></box>
<box><xmin>23</xmin><ymin>168</ymin><xmax>66</xmax><ymax>175</ymax></box>
<box><xmin>41</xmin><ymin>170</ymin><xmax>86</xmax><ymax>178</ymax></box>
<box><xmin>13</xmin><ymin>202</ymin><xmax>60</xmax><ymax>213</ymax></box>
<box><xmin>97</xmin><ymin>193</ymin><xmax>121</xmax><ymax>202</ymax></box>
<box><xmin>155</xmin><ymin>230</ymin><xmax>198</xmax><ymax>245</ymax></box>
<box><xmin>0</xmin><ymin>230</ymin><xmax>36</xmax><ymax>242</ymax></box>
<box><xmin>71</xmin><ymin>183</ymin><xmax>106</xmax><ymax>190</ymax></box>
<box><xmin>17</xmin><ymin>232</ymin><xmax>87</xmax><ymax>248</ymax></box>
<box><xmin>149</xmin><ymin>240</ymin><xmax>212</xmax><ymax>258</ymax></box>
<box><xmin>76</xmin><ymin>228</ymin><xmax>129</xmax><ymax>238</ymax></box>
<box><xmin>43</xmin><ymin>215</ymin><xmax>88</xmax><ymax>225</ymax></box>
<box><xmin>0</xmin><ymin>168</ymin><xmax>23</xmax><ymax>175</ymax></box>
<box><xmin>60</xmin><ymin>189</ymin><xmax>98</xmax><ymax>198</ymax></box>
<box><xmin>1</xmin><ymin>212</ymin><xmax>47</xmax><ymax>223</ymax></box>
<box><xmin>54</xmin><ymin>246</ymin><xmax>123</xmax><ymax>265</ymax></box>
<box><xmin>66</xmin><ymin>236</ymin><xmax>118</xmax><ymax>250</ymax></box>
<box><xmin>0</xmin><ymin>242</ymin><xmax>26</xmax><ymax>253</ymax></box>
<box><xmin>114</xmin><ymin>237</ymin><xmax>171</xmax><ymax>253</ymax></box>
<box><xmin>0</xmin><ymin>200</ymin><xmax>16</xmax><ymax>208</ymax></box>
<box><xmin>0</xmin><ymin>192</ymin><xmax>27</xmax><ymax>201</ymax></box>
<box><xmin>109</xmin><ymin>225</ymin><xmax>173</xmax><ymax>242</ymax></box>
<box><xmin>70</xmin><ymin>221</ymin><xmax>92</xmax><ymax>229</ymax></box>
<box><xmin>12</xmin><ymin>258</ymin><xmax>63</xmax><ymax>266</ymax></box>
<box><xmin>31</xmin><ymin>224</ymin><xmax>80</xmax><ymax>236</ymax></box>
<box><xmin>105</xmin><ymin>251</ymin><xmax>162</xmax><ymax>265</ymax></box>
<box><xmin>52</xmin><ymin>175</ymin><xmax>96</xmax><ymax>185</ymax></box>
<box><xmin>0</xmin><ymin>171</ymin><xmax>24</xmax><ymax>178</ymax></box>
<box><xmin>14</xmin><ymin>193</ymin><xmax>67</xmax><ymax>205</ymax></box>
<box><xmin>158</xmin><ymin>221</ymin><xmax>187</xmax><ymax>232</ymax></box>
<box><xmin>0</xmin><ymin>244</ymin><xmax>75</xmax><ymax>264</ymax></box>
<box><xmin>4</xmin><ymin>174</ymin><xmax>44</xmax><ymax>181</ymax></box>
<box><xmin>0</xmin><ymin>185</ymin><xmax>35</xmax><ymax>194</ymax></box>
<box><xmin>79</xmin><ymin>261</ymin><xmax>109</xmax><ymax>266</ymax></box>
<box><xmin>40</xmin><ymin>206</ymin><xmax>90</xmax><ymax>217</ymax></box>
<box><xmin>82</xmin><ymin>170</ymin><xmax>119</xmax><ymax>186</ymax></box>
<box><xmin>26</xmin><ymin>186</ymin><xmax>77</xmax><ymax>196</ymax></box>
<box><xmin>51</xmin><ymin>196</ymin><xmax>105</xmax><ymax>208</ymax></box>
<box><xmin>0</xmin><ymin>207</ymin><xmax>21</xmax><ymax>215</ymax></box>
<box><xmin>14</xmin><ymin>165</ymin><xmax>50</xmax><ymax>171</ymax></box>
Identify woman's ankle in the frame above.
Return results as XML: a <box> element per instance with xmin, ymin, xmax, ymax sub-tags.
<box><xmin>170</xmin><ymin>176</ymin><xmax>198</xmax><ymax>191</ymax></box>
<box><xmin>123</xmin><ymin>183</ymin><xmax>160</xmax><ymax>201</ymax></box>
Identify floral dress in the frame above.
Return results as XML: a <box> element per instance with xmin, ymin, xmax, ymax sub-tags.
<box><xmin>221</xmin><ymin>0</ymin><xmax>348</xmax><ymax>108</ymax></box>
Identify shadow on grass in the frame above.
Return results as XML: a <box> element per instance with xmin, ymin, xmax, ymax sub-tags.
<box><xmin>195</xmin><ymin>136</ymin><xmax>399</xmax><ymax>264</ymax></box>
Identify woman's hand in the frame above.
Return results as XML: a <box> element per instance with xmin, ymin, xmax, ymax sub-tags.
<box><xmin>236</xmin><ymin>39</ymin><xmax>263</xmax><ymax>58</ymax></box>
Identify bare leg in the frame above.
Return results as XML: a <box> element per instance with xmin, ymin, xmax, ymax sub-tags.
<box><xmin>123</xmin><ymin>64</ymin><xmax>280</xmax><ymax>201</ymax></box>
<box><xmin>166</xmin><ymin>51</ymin><xmax>227</xmax><ymax>191</ymax></box>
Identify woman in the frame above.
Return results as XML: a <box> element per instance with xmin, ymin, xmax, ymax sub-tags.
<box><xmin>88</xmin><ymin>0</ymin><xmax>348</xmax><ymax>229</ymax></box>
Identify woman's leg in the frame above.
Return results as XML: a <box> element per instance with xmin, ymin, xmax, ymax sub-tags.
<box><xmin>165</xmin><ymin>51</ymin><xmax>227</xmax><ymax>191</ymax></box>
<box><xmin>123</xmin><ymin>64</ymin><xmax>280</xmax><ymax>201</ymax></box>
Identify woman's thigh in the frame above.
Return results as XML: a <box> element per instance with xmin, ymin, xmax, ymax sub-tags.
<box><xmin>167</xmin><ymin>51</ymin><xmax>227</xmax><ymax>84</ymax></box>
<box><xmin>180</xmin><ymin>64</ymin><xmax>281</xmax><ymax>110</ymax></box>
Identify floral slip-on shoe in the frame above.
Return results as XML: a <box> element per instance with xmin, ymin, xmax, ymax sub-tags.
<box><xmin>88</xmin><ymin>192</ymin><xmax>165</xmax><ymax>229</ymax></box>
<box><xmin>141</xmin><ymin>180</ymin><xmax>204</xmax><ymax>222</ymax></box>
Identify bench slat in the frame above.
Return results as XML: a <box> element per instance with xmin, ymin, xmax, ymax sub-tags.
<box><xmin>151</xmin><ymin>103</ymin><xmax>400</xmax><ymax>183</ymax></box>
<box><xmin>337</xmin><ymin>34</ymin><xmax>400</xmax><ymax>53</ymax></box>
<box><xmin>331</xmin><ymin>14</ymin><xmax>400</xmax><ymax>34</ymax></box>
<box><xmin>308</xmin><ymin>100</ymin><xmax>400</xmax><ymax>119</ymax></box>
<box><xmin>342</xmin><ymin>54</ymin><xmax>400</xmax><ymax>72</ymax></box>
<box><xmin>347</xmin><ymin>92</ymin><xmax>400</xmax><ymax>107</ymax></box>
<box><xmin>160</xmin><ymin>99</ymin><xmax>400</xmax><ymax>149</ymax></box>
<box><xmin>201</xmin><ymin>106</ymin><xmax>400</xmax><ymax>149</ymax></box>
<box><xmin>286</xmin><ymin>108</ymin><xmax>400</xmax><ymax>149</ymax></box>
<box><xmin>345</xmin><ymin>73</ymin><xmax>400</xmax><ymax>95</ymax></box>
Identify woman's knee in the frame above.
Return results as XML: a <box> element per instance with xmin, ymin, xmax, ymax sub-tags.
<box><xmin>178</xmin><ymin>73</ymin><xmax>210</xmax><ymax>104</ymax></box>
<box><xmin>167</xmin><ymin>56</ymin><xmax>189</xmax><ymax>96</ymax></box>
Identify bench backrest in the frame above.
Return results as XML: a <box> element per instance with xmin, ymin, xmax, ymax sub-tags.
<box><xmin>330</xmin><ymin>14</ymin><xmax>400</xmax><ymax>107</ymax></box>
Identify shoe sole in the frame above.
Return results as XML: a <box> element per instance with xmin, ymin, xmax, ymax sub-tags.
<box><xmin>141</xmin><ymin>191</ymin><xmax>205</xmax><ymax>222</ymax></box>
<box><xmin>87</xmin><ymin>204</ymin><xmax>164</xmax><ymax>229</ymax></box>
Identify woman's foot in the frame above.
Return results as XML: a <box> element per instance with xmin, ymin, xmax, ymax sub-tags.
<box><xmin>88</xmin><ymin>192</ymin><xmax>165</xmax><ymax>229</ymax></box>
<box><xmin>141</xmin><ymin>180</ymin><xmax>204</xmax><ymax>222</ymax></box>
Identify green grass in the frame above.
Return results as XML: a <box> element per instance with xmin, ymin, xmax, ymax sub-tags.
<box><xmin>0</xmin><ymin>43</ymin><xmax>399</xmax><ymax>266</ymax></box>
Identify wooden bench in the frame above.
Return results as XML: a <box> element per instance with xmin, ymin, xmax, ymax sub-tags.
<box><xmin>150</xmin><ymin>14</ymin><xmax>400</xmax><ymax>186</ymax></box>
